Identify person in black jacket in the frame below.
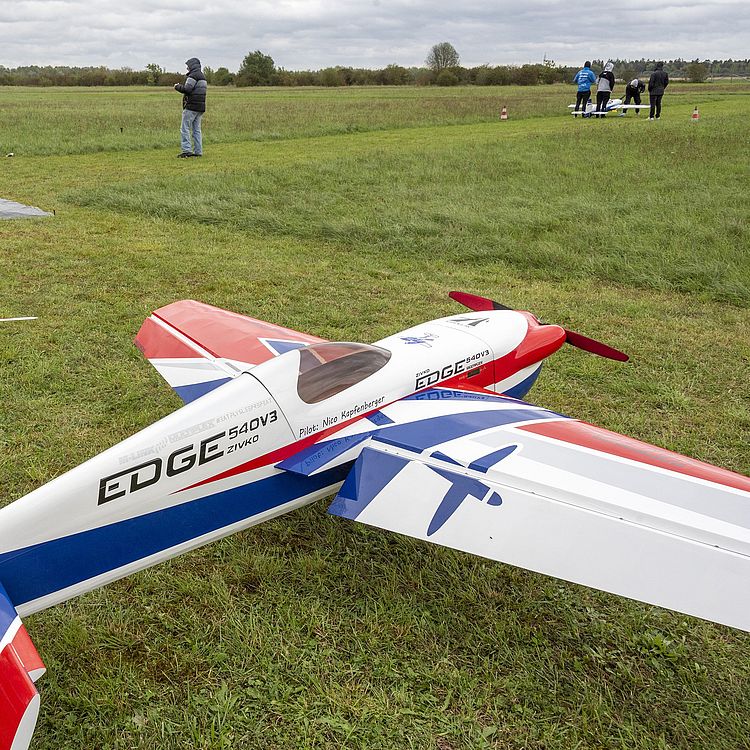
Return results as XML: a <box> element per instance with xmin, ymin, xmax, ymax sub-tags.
<box><xmin>595</xmin><ymin>62</ymin><xmax>615</xmax><ymax>118</ymax></box>
<box><xmin>648</xmin><ymin>62</ymin><xmax>669</xmax><ymax>120</ymax></box>
<box><xmin>174</xmin><ymin>57</ymin><xmax>207</xmax><ymax>157</ymax></box>
<box><xmin>619</xmin><ymin>77</ymin><xmax>646</xmax><ymax>116</ymax></box>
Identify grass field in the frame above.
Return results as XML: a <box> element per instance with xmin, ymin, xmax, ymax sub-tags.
<box><xmin>1</xmin><ymin>82</ymin><xmax>749</xmax><ymax>749</ymax></box>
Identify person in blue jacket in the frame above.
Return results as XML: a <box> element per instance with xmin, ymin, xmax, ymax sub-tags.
<box><xmin>573</xmin><ymin>61</ymin><xmax>597</xmax><ymax>117</ymax></box>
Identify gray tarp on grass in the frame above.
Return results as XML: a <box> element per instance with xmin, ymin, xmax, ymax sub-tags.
<box><xmin>0</xmin><ymin>198</ymin><xmax>52</xmax><ymax>219</ymax></box>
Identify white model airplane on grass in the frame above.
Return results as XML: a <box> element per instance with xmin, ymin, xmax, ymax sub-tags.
<box><xmin>569</xmin><ymin>98</ymin><xmax>645</xmax><ymax>116</ymax></box>
<box><xmin>1</xmin><ymin>292</ymin><xmax>749</xmax><ymax>748</ymax></box>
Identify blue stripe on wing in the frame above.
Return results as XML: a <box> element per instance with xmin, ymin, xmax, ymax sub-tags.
<box><xmin>327</xmin><ymin>447</ymin><xmax>505</xmax><ymax>536</ymax></box>
<box><xmin>373</xmin><ymin>407</ymin><xmax>560</xmax><ymax>453</ymax></box>
<box><xmin>280</xmin><ymin>399</ymin><xmax>563</xmax><ymax>477</ymax></box>
<box><xmin>426</xmin><ymin>468</ymin><xmax>500</xmax><ymax>536</ymax></box>
<box><xmin>327</xmin><ymin>447</ymin><xmax>408</xmax><ymax>520</ymax></box>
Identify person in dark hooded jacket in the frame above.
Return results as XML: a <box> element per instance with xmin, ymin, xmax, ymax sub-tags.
<box><xmin>648</xmin><ymin>62</ymin><xmax>669</xmax><ymax>120</ymax></box>
<box><xmin>594</xmin><ymin>62</ymin><xmax>615</xmax><ymax>118</ymax></box>
<box><xmin>174</xmin><ymin>57</ymin><xmax>207</xmax><ymax>157</ymax></box>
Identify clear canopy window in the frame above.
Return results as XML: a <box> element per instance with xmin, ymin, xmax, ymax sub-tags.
<box><xmin>296</xmin><ymin>342</ymin><xmax>392</xmax><ymax>404</ymax></box>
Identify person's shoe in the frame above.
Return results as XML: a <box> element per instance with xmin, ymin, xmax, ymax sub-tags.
<box><xmin>618</xmin><ymin>113</ymin><xmax>626</xmax><ymax>117</ymax></box>
<box><xmin>648</xmin><ymin>117</ymin><xmax>655</xmax><ymax>121</ymax></box>
<box><xmin>192</xmin><ymin>153</ymin><xmax>202</xmax><ymax>157</ymax></box>
<box><xmin>177</xmin><ymin>152</ymin><xmax>192</xmax><ymax>158</ymax></box>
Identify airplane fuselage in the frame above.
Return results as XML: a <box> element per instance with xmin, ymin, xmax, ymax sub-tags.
<box><xmin>0</xmin><ymin>311</ymin><xmax>565</xmax><ymax>615</ymax></box>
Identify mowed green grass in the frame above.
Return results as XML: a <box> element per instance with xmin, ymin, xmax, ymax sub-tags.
<box><xmin>1</xmin><ymin>81</ymin><xmax>746</xmax><ymax>155</ymax></box>
<box><xmin>0</xmin><ymin>83</ymin><xmax>749</xmax><ymax>749</ymax></box>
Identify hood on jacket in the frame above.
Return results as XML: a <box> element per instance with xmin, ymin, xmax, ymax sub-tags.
<box><xmin>603</xmin><ymin>61</ymin><xmax>614</xmax><ymax>73</ymax></box>
<box><xmin>655</xmin><ymin>61</ymin><xmax>664</xmax><ymax>70</ymax></box>
<box><xmin>185</xmin><ymin>57</ymin><xmax>201</xmax><ymax>71</ymax></box>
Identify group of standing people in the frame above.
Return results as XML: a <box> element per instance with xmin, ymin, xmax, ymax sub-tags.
<box><xmin>573</xmin><ymin>61</ymin><xmax>670</xmax><ymax>120</ymax></box>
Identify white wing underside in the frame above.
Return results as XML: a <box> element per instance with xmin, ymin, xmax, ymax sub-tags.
<box><xmin>328</xmin><ymin>400</ymin><xmax>750</xmax><ymax>632</ymax></box>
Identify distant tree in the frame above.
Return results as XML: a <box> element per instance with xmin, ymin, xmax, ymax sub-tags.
<box><xmin>435</xmin><ymin>69</ymin><xmax>459</xmax><ymax>86</ymax></box>
<box><xmin>379</xmin><ymin>64</ymin><xmax>411</xmax><ymax>85</ymax></box>
<box><xmin>270</xmin><ymin>68</ymin><xmax>296</xmax><ymax>86</ymax></box>
<box><xmin>686</xmin><ymin>61</ymin><xmax>708</xmax><ymax>82</ymax></box>
<box><xmin>514</xmin><ymin>65</ymin><xmax>541</xmax><ymax>85</ymax></box>
<box><xmin>236</xmin><ymin>50</ymin><xmax>275</xmax><ymax>86</ymax></box>
<box><xmin>212</xmin><ymin>66</ymin><xmax>234</xmax><ymax>85</ymax></box>
<box><xmin>426</xmin><ymin>42</ymin><xmax>460</xmax><ymax>73</ymax></box>
<box><xmin>413</xmin><ymin>68</ymin><xmax>434</xmax><ymax>86</ymax></box>
<box><xmin>318</xmin><ymin>67</ymin><xmax>346</xmax><ymax>86</ymax></box>
<box><xmin>202</xmin><ymin>65</ymin><xmax>214</xmax><ymax>83</ymax></box>
<box><xmin>145</xmin><ymin>63</ymin><xmax>163</xmax><ymax>85</ymax></box>
<box><xmin>157</xmin><ymin>72</ymin><xmax>182</xmax><ymax>86</ymax></box>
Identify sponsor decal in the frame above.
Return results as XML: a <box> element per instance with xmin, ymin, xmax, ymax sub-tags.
<box><xmin>400</xmin><ymin>333</ymin><xmax>438</xmax><ymax>348</ymax></box>
<box><xmin>415</xmin><ymin>351</ymin><xmax>490</xmax><ymax>390</ymax></box>
<box><xmin>450</xmin><ymin>316</ymin><xmax>489</xmax><ymax>327</ymax></box>
<box><xmin>99</xmin><ymin>410</ymin><xmax>278</xmax><ymax>505</ymax></box>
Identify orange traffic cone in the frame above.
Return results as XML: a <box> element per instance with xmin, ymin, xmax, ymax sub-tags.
<box><xmin>500</xmin><ymin>105</ymin><xmax>508</xmax><ymax>121</ymax></box>
<box><xmin>692</xmin><ymin>106</ymin><xmax>700</xmax><ymax>120</ymax></box>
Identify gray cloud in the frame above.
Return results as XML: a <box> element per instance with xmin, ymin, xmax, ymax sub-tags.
<box><xmin>0</xmin><ymin>0</ymin><xmax>746</xmax><ymax>71</ymax></box>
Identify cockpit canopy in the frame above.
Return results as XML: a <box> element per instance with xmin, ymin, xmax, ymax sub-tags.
<box><xmin>296</xmin><ymin>342</ymin><xmax>391</xmax><ymax>404</ymax></box>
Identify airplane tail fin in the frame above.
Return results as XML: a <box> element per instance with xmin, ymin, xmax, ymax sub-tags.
<box><xmin>0</xmin><ymin>583</ymin><xmax>45</xmax><ymax>750</ymax></box>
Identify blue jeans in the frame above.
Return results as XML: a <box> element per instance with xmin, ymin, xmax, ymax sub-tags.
<box><xmin>180</xmin><ymin>110</ymin><xmax>203</xmax><ymax>155</ymax></box>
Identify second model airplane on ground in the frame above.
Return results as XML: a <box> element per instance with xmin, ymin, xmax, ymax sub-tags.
<box><xmin>2</xmin><ymin>291</ymin><xmax>749</xmax><ymax>749</ymax></box>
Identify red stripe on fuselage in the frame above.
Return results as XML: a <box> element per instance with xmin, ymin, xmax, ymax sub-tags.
<box><xmin>177</xmin><ymin>379</ymin><xmax>518</xmax><ymax>494</ymax></box>
<box><xmin>177</xmin><ymin>408</ymin><xmax>386</xmax><ymax>493</ymax></box>
<box><xmin>519</xmin><ymin>420</ymin><xmax>750</xmax><ymax>494</ymax></box>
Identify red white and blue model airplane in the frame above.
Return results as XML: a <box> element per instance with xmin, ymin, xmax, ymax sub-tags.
<box><xmin>2</xmin><ymin>292</ymin><xmax>749</xmax><ymax>748</ymax></box>
<box><xmin>568</xmin><ymin>98</ymin><xmax>644</xmax><ymax>116</ymax></box>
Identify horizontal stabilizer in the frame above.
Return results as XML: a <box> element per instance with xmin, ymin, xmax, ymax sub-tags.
<box><xmin>0</xmin><ymin>583</ymin><xmax>44</xmax><ymax>750</ymax></box>
<box><xmin>329</xmin><ymin>420</ymin><xmax>750</xmax><ymax>631</ymax></box>
<box><xmin>135</xmin><ymin>300</ymin><xmax>326</xmax><ymax>403</ymax></box>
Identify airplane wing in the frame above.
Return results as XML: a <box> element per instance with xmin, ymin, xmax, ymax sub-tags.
<box><xmin>135</xmin><ymin>300</ymin><xmax>325</xmax><ymax>403</ymax></box>
<box><xmin>326</xmin><ymin>386</ymin><xmax>750</xmax><ymax>632</ymax></box>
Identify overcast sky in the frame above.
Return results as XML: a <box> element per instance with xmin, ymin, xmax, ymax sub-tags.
<box><xmin>1</xmin><ymin>1</ymin><xmax>746</xmax><ymax>71</ymax></box>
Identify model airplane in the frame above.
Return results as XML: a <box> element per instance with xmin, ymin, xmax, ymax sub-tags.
<box><xmin>569</xmin><ymin>98</ymin><xmax>645</xmax><ymax>116</ymax></box>
<box><xmin>2</xmin><ymin>293</ymin><xmax>749</xmax><ymax>748</ymax></box>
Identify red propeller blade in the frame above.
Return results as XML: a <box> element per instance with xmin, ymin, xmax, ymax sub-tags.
<box><xmin>450</xmin><ymin>291</ymin><xmax>629</xmax><ymax>362</ymax></box>
<box><xmin>564</xmin><ymin>329</ymin><xmax>629</xmax><ymax>362</ymax></box>
<box><xmin>448</xmin><ymin>291</ymin><xmax>511</xmax><ymax>311</ymax></box>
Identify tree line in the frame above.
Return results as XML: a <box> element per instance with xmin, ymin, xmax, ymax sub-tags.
<box><xmin>0</xmin><ymin>46</ymin><xmax>747</xmax><ymax>88</ymax></box>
